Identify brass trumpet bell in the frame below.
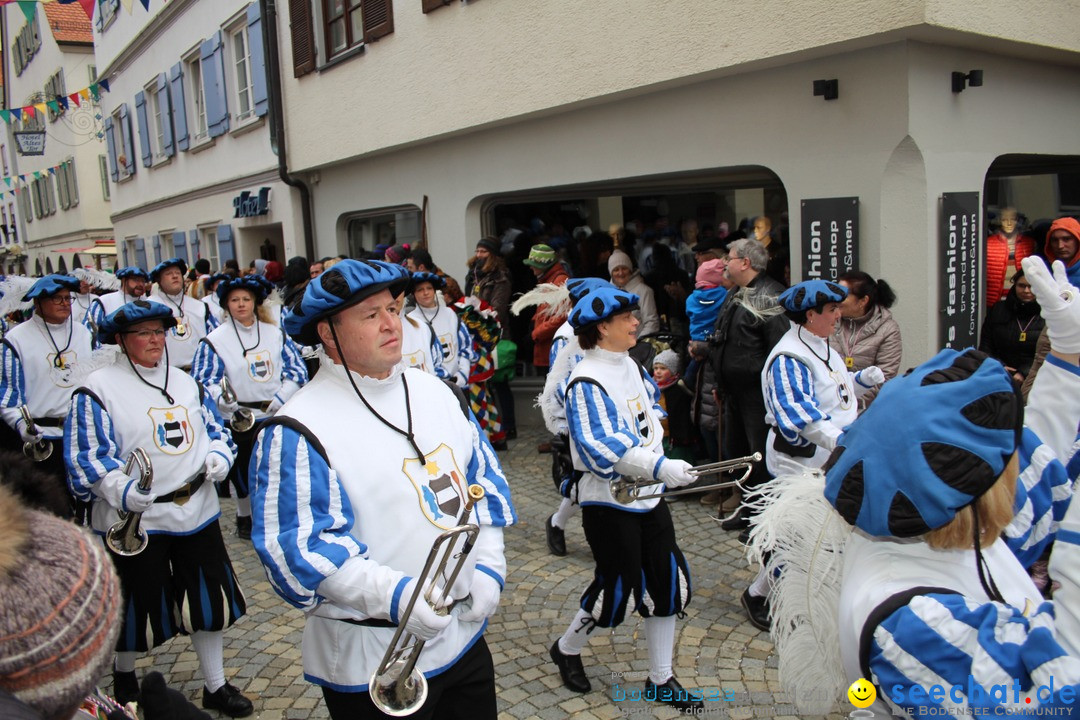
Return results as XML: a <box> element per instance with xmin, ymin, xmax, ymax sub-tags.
<box><xmin>219</xmin><ymin>376</ymin><xmax>256</xmax><ymax>432</ymax></box>
<box><xmin>104</xmin><ymin>448</ymin><xmax>154</xmax><ymax>556</ymax></box>
<box><xmin>609</xmin><ymin>452</ymin><xmax>762</xmax><ymax>505</ymax></box>
<box><xmin>19</xmin><ymin>405</ymin><xmax>53</xmax><ymax>462</ymax></box>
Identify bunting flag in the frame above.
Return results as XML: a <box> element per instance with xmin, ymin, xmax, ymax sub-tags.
<box><xmin>0</xmin><ymin>0</ymin><xmax>169</xmax><ymax>23</ymax></box>
<box><xmin>0</xmin><ymin>80</ymin><xmax>109</xmax><ymax>121</ymax></box>
<box><xmin>0</xmin><ymin>161</ymin><xmax>70</xmax><ymax>192</ymax></box>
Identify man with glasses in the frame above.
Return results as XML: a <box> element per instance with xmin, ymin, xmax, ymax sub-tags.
<box><xmin>0</xmin><ymin>274</ymin><xmax>94</xmax><ymax>504</ymax></box>
<box><xmin>64</xmin><ymin>300</ymin><xmax>253</xmax><ymax>716</ymax></box>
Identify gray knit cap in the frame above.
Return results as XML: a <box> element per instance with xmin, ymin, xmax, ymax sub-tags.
<box><xmin>0</xmin><ymin>486</ymin><xmax>123</xmax><ymax>718</ymax></box>
<box><xmin>654</xmin><ymin>349</ymin><xmax>681</xmax><ymax>375</ymax></box>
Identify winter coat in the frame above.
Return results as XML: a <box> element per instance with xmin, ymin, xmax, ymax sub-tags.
<box><xmin>621</xmin><ymin>271</ymin><xmax>660</xmax><ymax>338</ymax></box>
<box><xmin>530</xmin><ymin>264</ymin><xmax>570</xmax><ymax>367</ymax></box>
<box><xmin>985</xmin><ymin>232</ymin><xmax>1034</xmax><ymax>308</ymax></box>
<box><xmin>465</xmin><ymin>262</ymin><xmax>512</xmax><ymax>334</ymax></box>
<box><xmin>710</xmin><ymin>273</ymin><xmax>788</xmax><ymax>392</ymax></box>
<box><xmin>828</xmin><ymin>304</ymin><xmax>902</xmax><ymax>411</ymax></box>
<box><xmin>979</xmin><ymin>286</ymin><xmax>1043</xmax><ymax>379</ymax></box>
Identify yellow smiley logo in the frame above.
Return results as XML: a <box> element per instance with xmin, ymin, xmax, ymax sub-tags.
<box><xmin>847</xmin><ymin>678</ymin><xmax>876</xmax><ymax>708</ymax></box>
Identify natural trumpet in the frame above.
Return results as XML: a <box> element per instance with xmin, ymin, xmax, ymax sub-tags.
<box><xmin>19</xmin><ymin>405</ymin><xmax>53</xmax><ymax>462</ymax></box>
<box><xmin>370</xmin><ymin>484</ymin><xmax>486</xmax><ymax>716</ymax></box>
<box><xmin>105</xmin><ymin>448</ymin><xmax>154</xmax><ymax>556</ymax></box>
<box><xmin>219</xmin><ymin>376</ymin><xmax>255</xmax><ymax>432</ymax></box>
<box><xmin>609</xmin><ymin>452</ymin><xmax>762</xmax><ymax>505</ymax></box>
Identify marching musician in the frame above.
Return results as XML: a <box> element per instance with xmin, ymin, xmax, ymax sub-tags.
<box><xmin>407</xmin><ymin>271</ymin><xmax>475</xmax><ymax>387</ymax></box>
<box><xmin>83</xmin><ymin>266</ymin><xmax>151</xmax><ymax>336</ymax></box>
<box><xmin>63</xmin><ymin>300</ymin><xmax>252</xmax><ymax>717</ymax></box>
<box><xmin>249</xmin><ymin>259</ymin><xmax>515</xmax><ymax>719</ymax></box>
<box><xmin>147</xmin><ymin>258</ymin><xmax>219</xmax><ymax>370</ymax></box>
<box><xmin>548</xmin><ymin>285</ymin><xmax>702</xmax><ymax>712</ymax></box>
<box><xmin>0</xmin><ymin>274</ymin><xmax>93</xmax><ymax>497</ymax></box>
<box><xmin>191</xmin><ymin>275</ymin><xmax>308</xmax><ymax>539</ymax></box>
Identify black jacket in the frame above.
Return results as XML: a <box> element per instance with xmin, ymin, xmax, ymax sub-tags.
<box><xmin>979</xmin><ymin>287</ymin><xmax>1043</xmax><ymax>378</ymax></box>
<box><xmin>709</xmin><ymin>272</ymin><xmax>788</xmax><ymax>392</ymax></box>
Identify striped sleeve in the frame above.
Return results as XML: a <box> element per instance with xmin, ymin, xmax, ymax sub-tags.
<box><xmin>200</xmin><ymin>383</ymin><xmax>237</xmax><ymax>463</ymax></box>
<box><xmin>465</xmin><ymin>407</ymin><xmax>516</xmax><ymax>528</ymax></box>
<box><xmin>63</xmin><ymin>389</ymin><xmax>125</xmax><ymax>502</ymax></box>
<box><xmin>566</xmin><ymin>380</ymin><xmax>642</xmax><ymax>480</ymax></box>
<box><xmin>189</xmin><ymin>340</ymin><xmax>225</xmax><ymax>401</ymax></box>
<box><xmin>84</xmin><ymin>299</ymin><xmax>105</xmax><ymax>342</ymax></box>
<box><xmin>1066</xmin><ymin>433</ymin><xmax>1080</xmax><ymax>483</ymax></box>
<box><xmin>280</xmin><ymin>336</ymin><xmax>308</xmax><ymax>386</ymax></box>
<box><xmin>249</xmin><ymin>423</ymin><xmax>365</xmax><ymax>609</ymax></box>
<box><xmin>643</xmin><ymin>368</ymin><xmax>663</xmax><ymax>410</ymax></box>
<box><xmin>457</xmin><ymin>318</ymin><xmax>478</xmax><ymax>365</ymax></box>
<box><xmin>870</xmin><ymin>593</ymin><xmax>1080</xmax><ymax>716</ymax></box>
<box><xmin>549</xmin><ymin>336</ymin><xmax>568</xmax><ymax>368</ymax></box>
<box><xmin>204</xmin><ymin>303</ymin><xmax>220</xmax><ymax>333</ymax></box>
<box><xmin>1004</xmin><ymin>428</ymin><xmax>1072</xmax><ymax>568</ymax></box>
<box><xmin>0</xmin><ymin>342</ymin><xmax>25</xmax><ymax>432</ymax></box>
<box><xmin>765</xmin><ymin>355</ymin><xmax>826</xmax><ymax>443</ymax></box>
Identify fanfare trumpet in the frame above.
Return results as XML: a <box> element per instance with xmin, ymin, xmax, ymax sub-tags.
<box><xmin>219</xmin><ymin>376</ymin><xmax>255</xmax><ymax>432</ymax></box>
<box><xmin>19</xmin><ymin>405</ymin><xmax>53</xmax><ymax>462</ymax></box>
<box><xmin>104</xmin><ymin>448</ymin><xmax>154</xmax><ymax>556</ymax></box>
<box><xmin>609</xmin><ymin>452</ymin><xmax>762</xmax><ymax>505</ymax></box>
<box><xmin>370</xmin><ymin>484</ymin><xmax>487</xmax><ymax>717</ymax></box>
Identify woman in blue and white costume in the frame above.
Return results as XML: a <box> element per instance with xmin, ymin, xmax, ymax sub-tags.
<box><xmin>190</xmin><ymin>275</ymin><xmax>308</xmax><ymax>539</ymax></box>
<box><xmin>548</xmin><ymin>285</ymin><xmax>702</xmax><ymax>713</ymax></box>
<box><xmin>407</xmin><ymin>271</ymin><xmax>475</xmax><ymax>387</ymax></box>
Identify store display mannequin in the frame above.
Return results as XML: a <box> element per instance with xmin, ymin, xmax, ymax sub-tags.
<box><xmin>985</xmin><ymin>207</ymin><xmax>1035</xmax><ymax>309</ymax></box>
<box><xmin>753</xmin><ymin>216</ymin><xmax>789</xmax><ymax>287</ymax></box>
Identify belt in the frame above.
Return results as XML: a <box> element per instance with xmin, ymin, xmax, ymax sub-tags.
<box><xmin>239</xmin><ymin>400</ymin><xmax>271</xmax><ymax>411</ymax></box>
<box><xmin>336</xmin><ymin>597</ymin><xmax>467</xmax><ymax>629</ymax></box>
<box><xmin>35</xmin><ymin>417</ymin><xmax>64</xmax><ymax>428</ymax></box>
<box><xmin>154</xmin><ymin>474</ymin><xmax>205</xmax><ymax>505</ymax></box>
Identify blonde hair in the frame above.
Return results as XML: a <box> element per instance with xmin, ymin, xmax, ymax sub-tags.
<box><xmin>223</xmin><ymin>289</ymin><xmax>275</xmax><ymax>325</ymax></box>
<box><xmin>924</xmin><ymin>453</ymin><xmax>1019</xmax><ymax>550</ymax></box>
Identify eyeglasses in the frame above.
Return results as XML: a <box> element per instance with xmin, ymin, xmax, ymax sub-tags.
<box><xmin>124</xmin><ymin>329</ymin><xmax>167</xmax><ymax>340</ymax></box>
<box><xmin>48</xmin><ymin>295</ymin><xmax>74</xmax><ymax>305</ymax></box>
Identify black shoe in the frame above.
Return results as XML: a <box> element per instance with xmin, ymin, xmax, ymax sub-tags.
<box><xmin>216</xmin><ymin>482</ymin><xmax>232</xmax><ymax>499</ymax></box>
<box><xmin>236</xmin><ymin>515</ymin><xmax>252</xmax><ymax>540</ymax></box>
<box><xmin>738</xmin><ymin>526</ymin><xmax>752</xmax><ymax>544</ymax></box>
<box><xmin>645</xmin><ymin>676</ymin><xmax>705</xmax><ymax>711</ymax></box>
<box><xmin>546</xmin><ymin>514</ymin><xmax>567</xmax><ymax>556</ymax></box>
<box><xmin>549</xmin><ymin>640</ymin><xmax>591</xmax><ymax>693</ymax></box>
<box><xmin>203</xmin><ymin>682</ymin><xmax>254</xmax><ymax>718</ymax></box>
<box><xmin>720</xmin><ymin>512</ymin><xmax>750</xmax><ymax>532</ymax></box>
<box><xmin>741</xmin><ymin>588</ymin><xmax>771</xmax><ymax>632</ymax></box>
<box><xmin>492</xmin><ymin>441</ymin><xmax>508</xmax><ymax>451</ymax></box>
<box><xmin>113</xmin><ymin>670</ymin><xmax>139</xmax><ymax>706</ymax></box>
<box><xmin>506</xmin><ymin>429</ymin><xmax>517</xmax><ymax>440</ymax></box>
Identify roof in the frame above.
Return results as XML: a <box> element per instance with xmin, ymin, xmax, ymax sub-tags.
<box><xmin>43</xmin><ymin>4</ymin><xmax>94</xmax><ymax>45</ymax></box>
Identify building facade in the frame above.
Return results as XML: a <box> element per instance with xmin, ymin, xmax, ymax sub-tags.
<box><xmin>1</xmin><ymin>3</ymin><xmax>112</xmax><ymax>276</ymax></box>
<box><xmin>93</xmin><ymin>0</ymin><xmax>303</xmax><ymax>276</ymax></box>
<box><xmin>271</xmin><ymin>0</ymin><xmax>1080</xmax><ymax>364</ymax></box>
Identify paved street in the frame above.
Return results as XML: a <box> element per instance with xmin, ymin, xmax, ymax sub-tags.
<box><xmin>132</xmin><ymin>420</ymin><xmax>844</xmax><ymax>719</ymax></box>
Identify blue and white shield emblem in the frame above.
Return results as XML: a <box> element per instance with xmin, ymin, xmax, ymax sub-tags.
<box><xmin>403</xmin><ymin>444</ymin><xmax>467</xmax><ymax>530</ymax></box>
<box><xmin>147</xmin><ymin>406</ymin><xmax>194</xmax><ymax>455</ymax></box>
<box><xmin>626</xmin><ymin>394</ymin><xmax>654</xmax><ymax>441</ymax></box>
<box><xmin>247</xmin><ymin>350</ymin><xmax>274</xmax><ymax>382</ymax></box>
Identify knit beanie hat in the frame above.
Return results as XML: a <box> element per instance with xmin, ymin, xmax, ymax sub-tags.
<box><xmin>384</xmin><ymin>243</ymin><xmax>412</xmax><ymax>265</ymax></box>
<box><xmin>608</xmin><ymin>250</ymin><xmax>633</xmax><ymax>274</ymax></box>
<box><xmin>695</xmin><ymin>258</ymin><xmax>727</xmax><ymax>288</ymax></box>
<box><xmin>0</xmin><ymin>485</ymin><xmax>122</xmax><ymax>718</ymax></box>
<box><xmin>654</xmin><ymin>349</ymin><xmax>681</xmax><ymax>375</ymax></box>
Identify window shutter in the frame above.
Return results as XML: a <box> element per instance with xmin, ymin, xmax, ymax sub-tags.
<box><xmin>362</xmin><ymin>0</ymin><xmax>394</xmax><ymax>42</ymax></box>
<box><xmin>173</xmin><ymin>231</ymin><xmax>189</xmax><ymax>263</ymax></box>
<box><xmin>191</xmin><ymin>229</ymin><xmax>201</xmax><ymax>259</ymax></box>
<box><xmin>157</xmin><ymin>73</ymin><xmax>175</xmax><ymax>157</ymax></box>
<box><xmin>103</xmin><ymin>116</ymin><xmax>119</xmax><ymax>181</ymax></box>
<box><xmin>201</xmin><ymin>31</ymin><xmax>230</xmax><ymax>137</ymax></box>
<box><xmin>288</xmin><ymin>0</ymin><xmax>316</xmax><ymax>78</ymax></box>
<box><xmin>119</xmin><ymin>104</ymin><xmax>136</xmax><ymax>175</ymax></box>
<box><xmin>247</xmin><ymin>3</ymin><xmax>269</xmax><ymax>117</ymax></box>
<box><xmin>422</xmin><ymin>0</ymin><xmax>451</xmax><ymax>13</ymax></box>
<box><xmin>135</xmin><ymin>237</ymin><xmax>147</xmax><ymax>271</ymax></box>
<box><xmin>169</xmin><ymin>63</ymin><xmax>190</xmax><ymax>151</ymax></box>
<box><xmin>151</xmin><ymin>234</ymin><xmax>161</xmax><ymax>265</ymax></box>
<box><xmin>119</xmin><ymin>241</ymin><xmax>128</xmax><ymax>267</ymax></box>
<box><xmin>67</xmin><ymin>158</ymin><xmax>78</xmax><ymax>206</ymax></box>
<box><xmin>135</xmin><ymin>91</ymin><xmax>153</xmax><ymax>167</ymax></box>
<box><xmin>217</xmin><ymin>224</ymin><xmax>235</xmax><ymax>263</ymax></box>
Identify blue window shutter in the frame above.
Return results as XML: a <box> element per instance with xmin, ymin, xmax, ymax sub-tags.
<box><xmin>191</xmin><ymin>230</ymin><xmax>201</xmax><ymax>259</ymax></box>
<box><xmin>217</xmin><ymin>224</ymin><xmax>234</xmax><ymax>264</ymax></box>
<box><xmin>157</xmin><ymin>73</ymin><xmax>175</xmax><ymax>157</ymax></box>
<box><xmin>247</xmin><ymin>3</ymin><xmax>268</xmax><ymax>117</ymax></box>
<box><xmin>201</xmin><ymin>31</ymin><xmax>230</xmax><ymax>137</ymax></box>
<box><xmin>103</xmin><ymin>116</ymin><xmax>119</xmax><ymax>181</ymax></box>
<box><xmin>151</xmin><ymin>234</ymin><xmax>161</xmax><ymax>265</ymax></box>
<box><xmin>118</xmin><ymin>241</ymin><xmax>127</xmax><ymax>267</ymax></box>
<box><xmin>135</xmin><ymin>91</ymin><xmax>152</xmax><ymax>167</ymax></box>
<box><xmin>119</xmin><ymin>104</ymin><xmax>136</xmax><ymax>176</ymax></box>
<box><xmin>169</xmin><ymin>63</ymin><xmax>190</xmax><ymax>151</ymax></box>
<box><xmin>170</xmin><ymin>231</ymin><xmax>187</xmax><ymax>263</ymax></box>
<box><xmin>135</xmin><ymin>238</ymin><xmax>147</xmax><ymax>271</ymax></box>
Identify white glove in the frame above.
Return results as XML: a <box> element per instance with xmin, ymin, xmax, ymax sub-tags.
<box><xmin>122</xmin><ymin>480</ymin><xmax>157</xmax><ymax>513</ymax></box>
<box><xmin>265</xmin><ymin>397</ymin><xmax>284</xmax><ymax>414</ymax></box>
<box><xmin>855</xmin><ymin>366</ymin><xmax>886</xmax><ymax>387</ymax></box>
<box><xmin>216</xmin><ymin>397</ymin><xmax>239</xmax><ymax>418</ymax></box>
<box><xmin>18</xmin><ymin>422</ymin><xmax>42</xmax><ymax>445</ymax></box>
<box><xmin>657</xmin><ymin>458</ymin><xmax>695</xmax><ymax>488</ymax></box>
<box><xmin>204</xmin><ymin>452</ymin><xmax>231</xmax><ymax>484</ymax></box>
<box><xmin>1023</xmin><ymin>258</ymin><xmax>1080</xmax><ymax>353</ymax></box>
<box><xmin>456</xmin><ymin>572</ymin><xmax>502</xmax><ymax>623</ymax></box>
<box><xmin>398</xmin><ymin>577</ymin><xmax>452</xmax><ymax>641</ymax></box>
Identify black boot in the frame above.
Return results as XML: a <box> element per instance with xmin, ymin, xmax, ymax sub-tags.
<box><xmin>113</xmin><ymin>670</ymin><xmax>139</xmax><ymax>706</ymax></box>
<box><xmin>236</xmin><ymin>515</ymin><xmax>252</xmax><ymax>540</ymax></box>
<box><xmin>741</xmin><ymin>588</ymin><xmax>771</xmax><ymax>632</ymax></box>
<box><xmin>549</xmin><ymin>640</ymin><xmax>590</xmax><ymax>693</ymax></box>
<box><xmin>545</xmin><ymin>514</ymin><xmax>567</xmax><ymax>556</ymax></box>
<box><xmin>202</xmin><ymin>681</ymin><xmax>254</xmax><ymax>718</ymax></box>
<box><xmin>644</xmin><ymin>676</ymin><xmax>705</xmax><ymax>711</ymax></box>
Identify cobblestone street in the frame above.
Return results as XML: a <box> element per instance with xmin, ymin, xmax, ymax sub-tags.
<box><xmin>134</xmin><ymin>422</ymin><xmax>843</xmax><ymax>720</ymax></box>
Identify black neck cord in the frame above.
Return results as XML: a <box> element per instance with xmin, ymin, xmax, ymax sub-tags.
<box><xmin>798</xmin><ymin>326</ymin><xmax>831</xmax><ymax>366</ymax></box>
<box><xmin>42</xmin><ymin>314</ymin><xmax>74</xmax><ymax>368</ymax></box>
<box><xmin>231</xmin><ymin>317</ymin><xmax>261</xmax><ymax>357</ymax></box>
<box><xmin>972</xmin><ymin>509</ymin><xmax>1005</xmax><ymax>604</ymax></box>
<box><xmin>162</xmin><ymin>290</ymin><xmax>186</xmax><ymax>319</ymax></box>
<box><xmin>120</xmin><ymin>336</ymin><xmax>175</xmax><ymax>404</ymax></box>
<box><xmin>417</xmin><ymin>304</ymin><xmax>438</xmax><ymax>326</ymax></box>
<box><xmin>328</xmin><ymin>318</ymin><xmax>425</xmax><ymax>463</ymax></box>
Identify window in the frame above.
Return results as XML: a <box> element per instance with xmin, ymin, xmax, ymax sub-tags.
<box><xmin>57</xmin><ymin>158</ymin><xmax>78</xmax><ymax>210</ymax></box>
<box><xmin>8</xmin><ymin>203</ymin><xmax>15</xmax><ymax>241</ymax></box>
<box><xmin>323</xmin><ymin>0</ymin><xmax>364</xmax><ymax>58</ymax></box>
<box><xmin>45</xmin><ymin>69</ymin><xmax>66</xmax><ymax>122</ymax></box>
<box><xmin>96</xmin><ymin>0</ymin><xmax>119</xmax><ymax>31</ymax></box>
<box><xmin>110</xmin><ymin>107</ymin><xmax>134</xmax><ymax>179</ymax></box>
<box><xmin>125</xmin><ymin>237</ymin><xmax>137</xmax><ymax>266</ymax></box>
<box><xmin>187</xmin><ymin>54</ymin><xmax>208</xmax><ymax>141</ymax></box>
<box><xmin>11</xmin><ymin>13</ymin><xmax>41</xmax><ymax>77</ymax></box>
<box><xmin>230</xmin><ymin>24</ymin><xmax>254</xmax><ymax>121</ymax></box>
<box><xmin>201</xmin><ymin>227</ymin><xmax>219</xmax><ymax>270</ymax></box>
<box><xmin>21</xmin><ymin>104</ymin><xmax>44</xmax><ymax>132</ymax></box>
<box><xmin>31</xmin><ymin>177</ymin><xmax>54</xmax><ymax>219</ymax></box>
<box><xmin>147</xmin><ymin>83</ymin><xmax>166</xmax><ymax>159</ymax></box>
<box><xmin>88</xmin><ymin>64</ymin><xmax>97</xmax><ymax>83</ymax></box>
<box><xmin>98</xmin><ymin>155</ymin><xmax>110</xmax><ymax>200</ymax></box>
<box><xmin>1</xmin><ymin>145</ymin><xmax>7</xmax><ymax>175</ymax></box>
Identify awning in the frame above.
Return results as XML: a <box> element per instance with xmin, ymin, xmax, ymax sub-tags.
<box><xmin>51</xmin><ymin>243</ymin><xmax>116</xmax><ymax>255</ymax></box>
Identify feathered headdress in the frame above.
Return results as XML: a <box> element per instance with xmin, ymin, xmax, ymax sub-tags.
<box><xmin>0</xmin><ymin>275</ymin><xmax>36</xmax><ymax>318</ymax></box>
<box><xmin>73</xmin><ymin>267</ymin><xmax>121</xmax><ymax>292</ymax></box>
<box><xmin>510</xmin><ymin>283</ymin><xmax>572</xmax><ymax>321</ymax></box>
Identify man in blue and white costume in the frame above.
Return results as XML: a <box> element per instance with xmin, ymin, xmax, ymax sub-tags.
<box><xmin>407</xmin><ymin>271</ymin><xmax>475</xmax><ymax>387</ymax></box>
<box><xmin>249</xmin><ymin>259</ymin><xmax>515</xmax><ymax>720</ymax></box>
<box><xmin>548</xmin><ymin>285</ymin><xmax>701</xmax><ymax>712</ymax></box>
<box><xmin>191</xmin><ymin>275</ymin><xmax>308</xmax><ymax>540</ymax></box>
<box><xmin>63</xmin><ymin>300</ymin><xmax>252</xmax><ymax>717</ymax></box>
<box><xmin>148</xmin><ymin>258</ymin><xmax>219</xmax><ymax>370</ymax></box>
<box><xmin>83</xmin><ymin>266</ymin><xmax>150</xmax><ymax>338</ymax></box>
<box><xmin>0</xmin><ymin>274</ymin><xmax>94</xmax><ymax>495</ymax></box>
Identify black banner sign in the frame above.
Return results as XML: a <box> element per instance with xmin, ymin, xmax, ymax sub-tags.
<box><xmin>939</xmin><ymin>192</ymin><xmax>980</xmax><ymax>350</ymax></box>
<box><xmin>800</xmin><ymin>197</ymin><xmax>859</xmax><ymax>282</ymax></box>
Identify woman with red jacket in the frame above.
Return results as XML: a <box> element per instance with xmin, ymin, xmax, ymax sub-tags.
<box><xmin>985</xmin><ymin>207</ymin><xmax>1035</xmax><ymax>308</ymax></box>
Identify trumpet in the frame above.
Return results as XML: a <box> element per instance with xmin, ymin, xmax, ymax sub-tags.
<box><xmin>609</xmin><ymin>452</ymin><xmax>762</xmax><ymax>505</ymax></box>
<box><xmin>104</xmin><ymin>448</ymin><xmax>154</xmax><ymax>556</ymax></box>
<box><xmin>219</xmin><ymin>376</ymin><xmax>255</xmax><ymax>432</ymax></box>
<box><xmin>370</xmin><ymin>484</ymin><xmax>486</xmax><ymax>717</ymax></box>
<box><xmin>19</xmin><ymin>405</ymin><xmax>53</xmax><ymax>462</ymax></box>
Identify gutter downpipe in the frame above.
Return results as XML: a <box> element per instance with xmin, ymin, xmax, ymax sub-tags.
<box><xmin>260</xmin><ymin>0</ymin><xmax>316</xmax><ymax>262</ymax></box>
